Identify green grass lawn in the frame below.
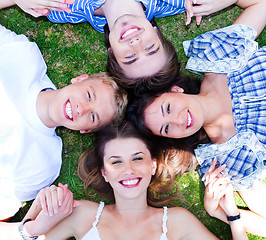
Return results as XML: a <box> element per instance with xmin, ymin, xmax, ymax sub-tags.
<box><xmin>1</xmin><ymin>5</ymin><xmax>266</xmax><ymax>240</ymax></box>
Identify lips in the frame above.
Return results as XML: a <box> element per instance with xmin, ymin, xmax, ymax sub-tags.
<box><xmin>120</xmin><ymin>26</ymin><xmax>142</xmax><ymax>41</ymax></box>
<box><xmin>119</xmin><ymin>177</ymin><xmax>141</xmax><ymax>188</ymax></box>
<box><xmin>187</xmin><ymin>110</ymin><xmax>193</xmax><ymax>128</ymax></box>
<box><xmin>64</xmin><ymin>99</ymin><xmax>73</xmax><ymax>121</ymax></box>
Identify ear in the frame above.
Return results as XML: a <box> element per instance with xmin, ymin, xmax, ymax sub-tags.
<box><xmin>170</xmin><ymin>85</ymin><xmax>184</xmax><ymax>93</ymax></box>
<box><xmin>101</xmin><ymin>169</ymin><xmax>109</xmax><ymax>182</ymax></box>
<box><xmin>151</xmin><ymin>158</ymin><xmax>157</xmax><ymax>176</ymax></box>
<box><xmin>71</xmin><ymin>74</ymin><xmax>89</xmax><ymax>84</ymax></box>
<box><xmin>80</xmin><ymin>129</ymin><xmax>92</xmax><ymax>134</ymax></box>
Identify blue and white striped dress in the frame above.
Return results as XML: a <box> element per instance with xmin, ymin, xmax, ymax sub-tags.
<box><xmin>47</xmin><ymin>0</ymin><xmax>186</xmax><ymax>33</ymax></box>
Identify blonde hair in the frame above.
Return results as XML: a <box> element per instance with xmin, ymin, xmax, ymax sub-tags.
<box><xmin>88</xmin><ymin>72</ymin><xmax>128</xmax><ymax>126</ymax></box>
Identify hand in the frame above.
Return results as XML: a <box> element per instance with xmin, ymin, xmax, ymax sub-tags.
<box><xmin>185</xmin><ymin>0</ymin><xmax>237</xmax><ymax>25</ymax></box>
<box><xmin>185</xmin><ymin>0</ymin><xmax>202</xmax><ymax>25</ymax></box>
<box><xmin>203</xmin><ymin>159</ymin><xmax>239</xmax><ymax>220</ymax></box>
<box><xmin>35</xmin><ymin>184</ymin><xmax>65</xmax><ymax>217</ymax></box>
<box><xmin>24</xmin><ymin>183</ymin><xmax>80</xmax><ymax>236</ymax></box>
<box><xmin>14</xmin><ymin>0</ymin><xmax>74</xmax><ymax>17</ymax></box>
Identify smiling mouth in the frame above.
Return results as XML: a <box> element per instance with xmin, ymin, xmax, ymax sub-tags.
<box><xmin>65</xmin><ymin>100</ymin><xmax>73</xmax><ymax>121</ymax></box>
<box><xmin>119</xmin><ymin>178</ymin><xmax>141</xmax><ymax>187</ymax></box>
<box><xmin>187</xmin><ymin>110</ymin><xmax>193</xmax><ymax>128</ymax></box>
<box><xmin>120</xmin><ymin>26</ymin><xmax>142</xmax><ymax>41</ymax></box>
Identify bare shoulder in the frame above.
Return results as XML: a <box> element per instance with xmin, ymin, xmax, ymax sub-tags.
<box><xmin>69</xmin><ymin>200</ymin><xmax>103</xmax><ymax>237</ymax></box>
<box><xmin>167</xmin><ymin>207</ymin><xmax>218</xmax><ymax>240</ymax></box>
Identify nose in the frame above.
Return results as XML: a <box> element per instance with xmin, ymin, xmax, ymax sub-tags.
<box><xmin>169</xmin><ymin>113</ymin><xmax>185</xmax><ymax>127</ymax></box>
<box><xmin>77</xmin><ymin>102</ymin><xmax>90</xmax><ymax>116</ymax></box>
<box><xmin>123</xmin><ymin>162</ymin><xmax>135</xmax><ymax>175</ymax></box>
<box><xmin>129</xmin><ymin>37</ymin><xmax>141</xmax><ymax>48</ymax></box>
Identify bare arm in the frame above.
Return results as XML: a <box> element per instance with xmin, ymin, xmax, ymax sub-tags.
<box><xmin>0</xmin><ymin>184</ymin><xmax>77</xmax><ymax>240</ymax></box>
<box><xmin>233</xmin><ymin>0</ymin><xmax>266</xmax><ymax>37</ymax></box>
<box><xmin>168</xmin><ymin>207</ymin><xmax>219</xmax><ymax>240</ymax></box>
<box><xmin>203</xmin><ymin>159</ymin><xmax>248</xmax><ymax>240</ymax></box>
<box><xmin>0</xmin><ymin>0</ymin><xmax>74</xmax><ymax>17</ymax></box>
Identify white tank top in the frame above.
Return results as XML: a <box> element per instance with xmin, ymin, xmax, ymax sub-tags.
<box><xmin>81</xmin><ymin>202</ymin><xmax>168</xmax><ymax>240</ymax></box>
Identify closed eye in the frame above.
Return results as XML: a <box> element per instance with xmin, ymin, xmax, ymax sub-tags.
<box><xmin>88</xmin><ymin>91</ymin><xmax>91</xmax><ymax>101</ymax></box>
<box><xmin>133</xmin><ymin>157</ymin><xmax>143</xmax><ymax>161</ymax></box>
<box><xmin>126</xmin><ymin>53</ymin><xmax>135</xmax><ymax>59</ymax></box>
<box><xmin>112</xmin><ymin>160</ymin><xmax>122</xmax><ymax>165</ymax></box>
<box><xmin>145</xmin><ymin>44</ymin><xmax>154</xmax><ymax>51</ymax></box>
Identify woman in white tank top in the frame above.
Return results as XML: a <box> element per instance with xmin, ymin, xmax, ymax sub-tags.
<box><xmin>5</xmin><ymin>122</ymin><xmax>247</xmax><ymax>239</ymax></box>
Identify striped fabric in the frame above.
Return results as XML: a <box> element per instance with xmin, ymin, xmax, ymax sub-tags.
<box><xmin>47</xmin><ymin>0</ymin><xmax>186</xmax><ymax>33</ymax></box>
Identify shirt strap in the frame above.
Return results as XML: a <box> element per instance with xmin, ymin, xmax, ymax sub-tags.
<box><xmin>92</xmin><ymin>202</ymin><xmax>105</xmax><ymax>227</ymax></box>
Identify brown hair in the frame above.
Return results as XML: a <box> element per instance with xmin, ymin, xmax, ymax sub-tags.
<box><xmin>78</xmin><ymin>121</ymin><xmax>182</xmax><ymax>207</ymax></box>
<box><xmin>104</xmin><ymin>20</ymin><xmax>180</xmax><ymax>97</ymax></box>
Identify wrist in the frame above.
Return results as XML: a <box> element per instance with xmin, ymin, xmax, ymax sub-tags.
<box><xmin>227</xmin><ymin>213</ymin><xmax>241</xmax><ymax>222</ymax></box>
<box><xmin>18</xmin><ymin>219</ymin><xmax>38</xmax><ymax>240</ymax></box>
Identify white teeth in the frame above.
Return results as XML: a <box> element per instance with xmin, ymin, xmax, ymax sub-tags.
<box><xmin>66</xmin><ymin>101</ymin><xmax>73</xmax><ymax>119</ymax></box>
<box><xmin>122</xmin><ymin>179</ymin><xmax>139</xmax><ymax>186</ymax></box>
<box><xmin>122</xmin><ymin>28</ymin><xmax>138</xmax><ymax>38</ymax></box>
<box><xmin>187</xmin><ymin>112</ymin><xmax>191</xmax><ymax>127</ymax></box>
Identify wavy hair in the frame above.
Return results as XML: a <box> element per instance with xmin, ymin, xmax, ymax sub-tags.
<box><xmin>78</xmin><ymin>121</ymin><xmax>184</xmax><ymax>207</ymax></box>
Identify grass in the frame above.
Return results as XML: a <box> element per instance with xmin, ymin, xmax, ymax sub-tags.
<box><xmin>1</xmin><ymin>5</ymin><xmax>265</xmax><ymax>240</ymax></box>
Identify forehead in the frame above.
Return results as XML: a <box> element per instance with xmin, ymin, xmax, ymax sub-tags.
<box><xmin>104</xmin><ymin>137</ymin><xmax>149</xmax><ymax>158</ymax></box>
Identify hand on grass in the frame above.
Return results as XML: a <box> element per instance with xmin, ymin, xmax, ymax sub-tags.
<box><xmin>14</xmin><ymin>0</ymin><xmax>74</xmax><ymax>17</ymax></box>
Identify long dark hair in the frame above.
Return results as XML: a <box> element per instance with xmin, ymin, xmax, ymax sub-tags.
<box><xmin>126</xmin><ymin>76</ymin><xmax>209</xmax><ymax>175</ymax></box>
<box><xmin>78</xmin><ymin>121</ymin><xmax>181</xmax><ymax>206</ymax></box>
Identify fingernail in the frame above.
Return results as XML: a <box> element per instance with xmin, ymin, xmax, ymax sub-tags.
<box><xmin>54</xmin><ymin>209</ymin><xmax>58</xmax><ymax>214</ymax></box>
<box><xmin>59</xmin><ymin>201</ymin><xmax>62</xmax><ymax>206</ymax></box>
<box><xmin>49</xmin><ymin>211</ymin><xmax>53</xmax><ymax>217</ymax></box>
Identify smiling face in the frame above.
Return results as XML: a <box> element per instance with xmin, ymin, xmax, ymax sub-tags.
<box><xmin>108</xmin><ymin>14</ymin><xmax>167</xmax><ymax>78</ymax></box>
<box><xmin>48</xmin><ymin>78</ymin><xmax>116</xmax><ymax>133</ymax></box>
<box><xmin>101</xmin><ymin>137</ymin><xmax>157</xmax><ymax>200</ymax></box>
<box><xmin>144</xmin><ymin>91</ymin><xmax>204</xmax><ymax>138</ymax></box>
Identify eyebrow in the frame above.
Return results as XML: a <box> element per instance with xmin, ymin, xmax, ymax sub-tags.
<box><xmin>108</xmin><ymin>152</ymin><xmax>143</xmax><ymax>160</ymax></box>
<box><xmin>122</xmin><ymin>46</ymin><xmax>160</xmax><ymax>65</ymax></box>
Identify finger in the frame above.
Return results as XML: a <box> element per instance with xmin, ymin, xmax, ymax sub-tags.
<box><xmin>210</xmin><ymin>177</ymin><xmax>229</xmax><ymax>198</ymax></box>
<box><xmin>57</xmin><ymin>186</ymin><xmax>64</xmax><ymax>207</ymax></box>
<box><xmin>184</xmin><ymin>0</ymin><xmax>193</xmax><ymax>25</ymax></box>
<box><xmin>47</xmin><ymin>186</ymin><xmax>57</xmax><ymax>216</ymax></box>
<box><xmin>65</xmin><ymin>0</ymin><xmax>75</xmax><ymax>4</ymax></box>
<box><xmin>51</xmin><ymin>187</ymin><xmax>63</xmax><ymax>214</ymax></box>
<box><xmin>38</xmin><ymin>189</ymin><xmax>49</xmax><ymax>216</ymax></box>
<box><xmin>195</xmin><ymin>16</ymin><xmax>202</xmax><ymax>25</ymax></box>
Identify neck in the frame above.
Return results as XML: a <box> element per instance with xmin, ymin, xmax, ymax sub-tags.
<box><xmin>36</xmin><ymin>90</ymin><xmax>58</xmax><ymax>128</ymax></box>
<box><xmin>113</xmin><ymin>192</ymin><xmax>149</xmax><ymax>216</ymax></box>
<box><xmin>200</xmin><ymin>74</ymin><xmax>236</xmax><ymax>143</ymax></box>
<box><xmin>100</xmin><ymin>0</ymin><xmax>145</xmax><ymax>29</ymax></box>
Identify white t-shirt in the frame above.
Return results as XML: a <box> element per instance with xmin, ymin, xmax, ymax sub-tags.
<box><xmin>0</xmin><ymin>25</ymin><xmax>62</xmax><ymax>218</ymax></box>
